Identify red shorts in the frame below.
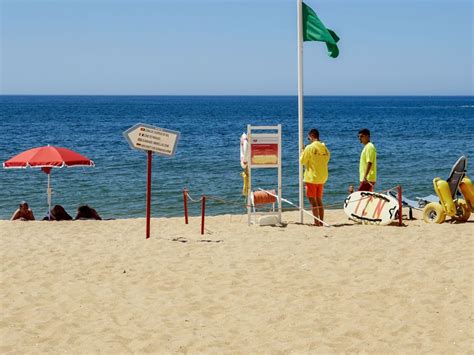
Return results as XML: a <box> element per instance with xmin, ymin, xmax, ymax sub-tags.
<box><xmin>358</xmin><ymin>181</ymin><xmax>375</xmax><ymax>192</ymax></box>
<box><xmin>305</xmin><ymin>183</ymin><xmax>324</xmax><ymax>198</ymax></box>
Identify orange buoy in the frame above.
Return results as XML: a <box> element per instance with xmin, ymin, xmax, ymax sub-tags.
<box><xmin>252</xmin><ymin>190</ymin><xmax>277</xmax><ymax>205</ymax></box>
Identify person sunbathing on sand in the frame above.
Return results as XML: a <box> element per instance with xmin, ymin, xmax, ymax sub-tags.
<box><xmin>43</xmin><ymin>205</ymin><xmax>73</xmax><ymax>221</ymax></box>
<box><xmin>75</xmin><ymin>205</ymin><xmax>102</xmax><ymax>220</ymax></box>
<box><xmin>11</xmin><ymin>201</ymin><xmax>35</xmax><ymax>221</ymax></box>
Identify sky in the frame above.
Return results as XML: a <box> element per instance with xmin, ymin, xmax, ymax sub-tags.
<box><xmin>1</xmin><ymin>0</ymin><xmax>472</xmax><ymax>95</ymax></box>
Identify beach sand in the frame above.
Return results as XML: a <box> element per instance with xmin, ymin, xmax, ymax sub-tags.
<box><xmin>1</xmin><ymin>209</ymin><xmax>472</xmax><ymax>353</ymax></box>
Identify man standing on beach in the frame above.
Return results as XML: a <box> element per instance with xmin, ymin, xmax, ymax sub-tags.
<box><xmin>357</xmin><ymin>128</ymin><xmax>377</xmax><ymax>191</ymax></box>
<box><xmin>300</xmin><ymin>129</ymin><xmax>330</xmax><ymax>226</ymax></box>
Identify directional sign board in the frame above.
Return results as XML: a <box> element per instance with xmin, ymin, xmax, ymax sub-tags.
<box><xmin>124</xmin><ymin>123</ymin><xmax>180</xmax><ymax>157</ymax></box>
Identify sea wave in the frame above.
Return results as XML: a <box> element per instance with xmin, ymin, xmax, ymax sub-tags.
<box><xmin>1</xmin><ymin>96</ymin><xmax>473</xmax><ymax>219</ymax></box>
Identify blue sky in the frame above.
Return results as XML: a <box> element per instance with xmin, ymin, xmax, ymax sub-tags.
<box><xmin>1</xmin><ymin>0</ymin><xmax>472</xmax><ymax>95</ymax></box>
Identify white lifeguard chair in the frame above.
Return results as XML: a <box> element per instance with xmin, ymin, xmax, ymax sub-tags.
<box><xmin>245</xmin><ymin>124</ymin><xmax>282</xmax><ymax>226</ymax></box>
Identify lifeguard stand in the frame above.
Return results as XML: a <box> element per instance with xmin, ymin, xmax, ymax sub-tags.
<box><xmin>246</xmin><ymin>124</ymin><xmax>282</xmax><ymax>225</ymax></box>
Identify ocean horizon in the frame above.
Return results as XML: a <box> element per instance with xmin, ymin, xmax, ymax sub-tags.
<box><xmin>1</xmin><ymin>95</ymin><xmax>473</xmax><ymax>220</ymax></box>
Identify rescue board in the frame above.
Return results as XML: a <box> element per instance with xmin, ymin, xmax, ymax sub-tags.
<box><xmin>344</xmin><ymin>191</ymin><xmax>399</xmax><ymax>225</ymax></box>
<box><xmin>446</xmin><ymin>155</ymin><xmax>467</xmax><ymax>197</ymax></box>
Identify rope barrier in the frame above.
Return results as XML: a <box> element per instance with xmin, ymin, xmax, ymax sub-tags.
<box><xmin>187</xmin><ymin>187</ymin><xmax>404</xmax><ymax>210</ymax></box>
<box><xmin>182</xmin><ymin>189</ymin><xmax>209</xmax><ymax>235</ymax></box>
<box><xmin>182</xmin><ymin>184</ymin><xmax>405</xmax><ymax>230</ymax></box>
<box><xmin>257</xmin><ymin>188</ymin><xmax>331</xmax><ymax>227</ymax></box>
<box><xmin>206</xmin><ymin>195</ymin><xmax>248</xmax><ymax>208</ymax></box>
<box><xmin>185</xmin><ymin>191</ymin><xmax>203</xmax><ymax>203</ymax></box>
<box><xmin>190</xmin><ymin>185</ymin><xmax>403</xmax><ymax>210</ymax></box>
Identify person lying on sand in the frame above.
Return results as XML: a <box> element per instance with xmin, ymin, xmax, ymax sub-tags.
<box><xmin>11</xmin><ymin>201</ymin><xmax>35</xmax><ymax>221</ymax></box>
<box><xmin>43</xmin><ymin>205</ymin><xmax>73</xmax><ymax>221</ymax></box>
<box><xmin>75</xmin><ymin>205</ymin><xmax>101</xmax><ymax>220</ymax></box>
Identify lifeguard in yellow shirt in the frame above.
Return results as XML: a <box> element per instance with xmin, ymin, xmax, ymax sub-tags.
<box><xmin>357</xmin><ymin>128</ymin><xmax>377</xmax><ymax>191</ymax></box>
<box><xmin>300</xmin><ymin>129</ymin><xmax>331</xmax><ymax>226</ymax></box>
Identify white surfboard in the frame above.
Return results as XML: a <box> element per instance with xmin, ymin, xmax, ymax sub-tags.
<box><xmin>343</xmin><ymin>191</ymin><xmax>399</xmax><ymax>225</ymax></box>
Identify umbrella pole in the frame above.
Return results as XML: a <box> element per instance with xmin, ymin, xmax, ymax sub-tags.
<box><xmin>47</xmin><ymin>172</ymin><xmax>52</xmax><ymax>220</ymax></box>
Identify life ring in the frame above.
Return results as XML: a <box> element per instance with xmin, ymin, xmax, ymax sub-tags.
<box><xmin>240</xmin><ymin>133</ymin><xmax>249</xmax><ymax>169</ymax></box>
<box><xmin>252</xmin><ymin>190</ymin><xmax>277</xmax><ymax>205</ymax></box>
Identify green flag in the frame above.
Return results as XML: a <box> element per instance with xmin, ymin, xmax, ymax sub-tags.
<box><xmin>302</xmin><ymin>2</ymin><xmax>340</xmax><ymax>58</ymax></box>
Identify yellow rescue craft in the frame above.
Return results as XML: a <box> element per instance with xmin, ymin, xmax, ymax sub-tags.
<box><xmin>423</xmin><ymin>156</ymin><xmax>473</xmax><ymax>223</ymax></box>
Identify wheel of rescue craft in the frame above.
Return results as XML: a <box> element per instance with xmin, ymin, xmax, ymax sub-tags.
<box><xmin>423</xmin><ymin>202</ymin><xmax>446</xmax><ymax>224</ymax></box>
<box><xmin>453</xmin><ymin>199</ymin><xmax>471</xmax><ymax>222</ymax></box>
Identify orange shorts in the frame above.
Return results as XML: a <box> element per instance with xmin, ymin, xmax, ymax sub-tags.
<box><xmin>305</xmin><ymin>183</ymin><xmax>324</xmax><ymax>198</ymax></box>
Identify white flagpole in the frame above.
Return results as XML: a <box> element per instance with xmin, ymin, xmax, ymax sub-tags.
<box><xmin>297</xmin><ymin>0</ymin><xmax>304</xmax><ymax>223</ymax></box>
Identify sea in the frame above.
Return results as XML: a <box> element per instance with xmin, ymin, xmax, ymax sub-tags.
<box><xmin>1</xmin><ymin>96</ymin><xmax>473</xmax><ymax>220</ymax></box>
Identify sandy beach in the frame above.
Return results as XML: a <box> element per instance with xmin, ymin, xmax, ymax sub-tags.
<box><xmin>1</xmin><ymin>209</ymin><xmax>472</xmax><ymax>353</ymax></box>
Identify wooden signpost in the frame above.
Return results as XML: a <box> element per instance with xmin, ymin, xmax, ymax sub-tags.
<box><xmin>124</xmin><ymin>123</ymin><xmax>180</xmax><ymax>239</ymax></box>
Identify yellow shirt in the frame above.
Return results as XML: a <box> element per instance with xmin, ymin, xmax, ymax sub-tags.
<box><xmin>300</xmin><ymin>141</ymin><xmax>330</xmax><ymax>184</ymax></box>
<box><xmin>359</xmin><ymin>142</ymin><xmax>377</xmax><ymax>182</ymax></box>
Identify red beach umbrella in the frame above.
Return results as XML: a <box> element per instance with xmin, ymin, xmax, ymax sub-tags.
<box><xmin>3</xmin><ymin>145</ymin><xmax>95</xmax><ymax>217</ymax></box>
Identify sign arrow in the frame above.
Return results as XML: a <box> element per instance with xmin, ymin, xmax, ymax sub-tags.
<box><xmin>123</xmin><ymin>123</ymin><xmax>180</xmax><ymax>158</ymax></box>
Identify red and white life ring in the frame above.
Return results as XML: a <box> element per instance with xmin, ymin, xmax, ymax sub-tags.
<box><xmin>240</xmin><ymin>133</ymin><xmax>249</xmax><ymax>169</ymax></box>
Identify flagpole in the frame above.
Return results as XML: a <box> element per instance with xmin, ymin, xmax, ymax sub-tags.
<box><xmin>297</xmin><ymin>0</ymin><xmax>304</xmax><ymax>224</ymax></box>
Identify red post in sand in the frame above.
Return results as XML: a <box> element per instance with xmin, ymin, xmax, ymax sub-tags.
<box><xmin>201</xmin><ymin>195</ymin><xmax>206</xmax><ymax>235</ymax></box>
<box><xmin>183</xmin><ymin>188</ymin><xmax>189</xmax><ymax>224</ymax></box>
<box><xmin>146</xmin><ymin>150</ymin><xmax>152</xmax><ymax>239</ymax></box>
<box><xmin>397</xmin><ymin>185</ymin><xmax>403</xmax><ymax>226</ymax></box>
